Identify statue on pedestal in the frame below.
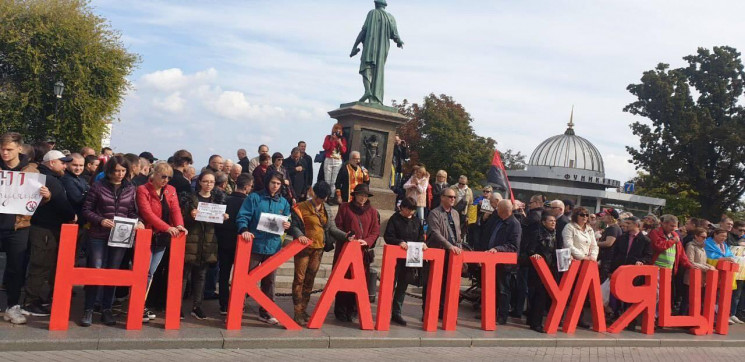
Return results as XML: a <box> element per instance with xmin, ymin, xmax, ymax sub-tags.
<box><xmin>350</xmin><ymin>0</ymin><xmax>404</xmax><ymax>105</ymax></box>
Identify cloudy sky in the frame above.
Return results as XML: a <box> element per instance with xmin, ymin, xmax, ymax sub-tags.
<box><xmin>96</xmin><ymin>0</ymin><xmax>745</xmax><ymax>184</ymax></box>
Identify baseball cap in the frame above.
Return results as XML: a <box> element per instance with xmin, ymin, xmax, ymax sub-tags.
<box><xmin>139</xmin><ymin>151</ymin><xmax>157</xmax><ymax>163</ymax></box>
<box><xmin>43</xmin><ymin>150</ymin><xmax>73</xmax><ymax>163</ymax></box>
<box><xmin>604</xmin><ymin>208</ymin><xmax>620</xmax><ymax>219</ymax></box>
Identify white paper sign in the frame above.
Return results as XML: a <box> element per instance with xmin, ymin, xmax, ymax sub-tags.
<box><xmin>556</xmin><ymin>248</ymin><xmax>572</xmax><ymax>272</ymax></box>
<box><xmin>0</xmin><ymin>171</ymin><xmax>46</xmax><ymax>216</ymax></box>
<box><xmin>108</xmin><ymin>216</ymin><xmax>138</xmax><ymax>248</ymax></box>
<box><xmin>480</xmin><ymin>198</ymin><xmax>494</xmax><ymax>213</ymax></box>
<box><xmin>257</xmin><ymin>213</ymin><xmax>289</xmax><ymax>235</ymax></box>
<box><xmin>195</xmin><ymin>202</ymin><xmax>227</xmax><ymax>224</ymax></box>
<box><xmin>406</xmin><ymin>242</ymin><xmax>424</xmax><ymax>267</ymax></box>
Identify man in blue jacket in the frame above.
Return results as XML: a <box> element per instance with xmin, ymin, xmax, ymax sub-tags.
<box><xmin>237</xmin><ymin>171</ymin><xmax>291</xmax><ymax>325</ymax></box>
<box><xmin>484</xmin><ymin>199</ymin><xmax>521</xmax><ymax>324</ymax></box>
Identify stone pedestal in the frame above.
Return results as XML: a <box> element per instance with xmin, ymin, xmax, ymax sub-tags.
<box><xmin>329</xmin><ymin>102</ymin><xmax>409</xmax><ymax>211</ymax></box>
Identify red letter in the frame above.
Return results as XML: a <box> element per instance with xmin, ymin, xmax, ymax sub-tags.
<box><xmin>714</xmin><ymin>260</ymin><xmax>739</xmax><ymax>335</ymax></box>
<box><xmin>164</xmin><ymin>233</ymin><xmax>186</xmax><ymax>330</ymax></box>
<box><xmin>226</xmin><ymin>236</ymin><xmax>309</xmax><ymax>330</ymax></box>
<box><xmin>375</xmin><ymin>245</ymin><xmax>445</xmax><ymax>331</ymax></box>
<box><xmin>530</xmin><ymin>256</ymin><xmax>580</xmax><ymax>334</ymax></box>
<box><xmin>658</xmin><ymin>268</ymin><xmax>707</xmax><ymax>335</ymax></box>
<box><xmin>607</xmin><ymin>265</ymin><xmax>657</xmax><ymax>334</ymax></box>
<box><xmin>693</xmin><ymin>268</ymin><xmax>720</xmax><ymax>335</ymax></box>
<box><xmin>307</xmin><ymin>241</ymin><xmax>374</xmax><ymax>330</ymax></box>
<box><xmin>563</xmin><ymin>260</ymin><xmax>606</xmax><ymax>334</ymax></box>
<box><xmin>50</xmin><ymin>224</ymin><xmax>151</xmax><ymax>331</ymax></box>
<box><xmin>441</xmin><ymin>251</ymin><xmax>517</xmax><ymax>331</ymax></box>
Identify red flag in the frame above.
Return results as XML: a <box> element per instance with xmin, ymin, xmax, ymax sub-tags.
<box><xmin>487</xmin><ymin>150</ymin><xmax>515</xmax><ymax>203</ymax></box>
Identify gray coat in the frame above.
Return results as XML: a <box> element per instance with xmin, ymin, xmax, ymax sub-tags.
<box><xmin>426</xmin><ymin>205</ymin><xmax>462</xmax><ymax>250</ymax></box>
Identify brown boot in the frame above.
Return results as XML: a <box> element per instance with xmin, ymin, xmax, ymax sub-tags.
<box><xmin>293</xmin><ymin>312</ymin><xmax>306</xmax><ymax>326</ymax></box>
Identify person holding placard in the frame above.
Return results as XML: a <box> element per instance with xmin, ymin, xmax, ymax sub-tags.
<box><xmin>80</xmin><ymin>155</ymin><xmax>142</xmax><ymax>327</ymax></box>
<box><xmin>383</xmin><ymin>196</ymin><xmax>425</xmax><ymax>326</ymax></box>
<box><xmin>181</xmin><ymin>170</ymin><xmax>227</xmax><ymax>320</ymax></box>
<box><xmin>0</xmin><ymin>132</ymin><xmax>50</xmax><ymax>325</ymax></box>
<box><xmin>136</xmin><ymin>161</ymin><xmax>187</xmax><ymax>322</ymax></box>
<box><xmin>237</xmin><ymin>171</ymin><xmax>291</xmax><ymax>325</ymax></box>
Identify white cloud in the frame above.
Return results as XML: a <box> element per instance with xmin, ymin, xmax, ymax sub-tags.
<box><xmin>152</xmin><ymin>91</ymin><xmax>185</xmax><ymax>113</ymax></box>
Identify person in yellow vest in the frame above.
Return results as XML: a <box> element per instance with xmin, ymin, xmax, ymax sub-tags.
<box><xmin>334</xmin><ymin>151</ymin><xmax>370</xmax><ymax>204</ymax></box>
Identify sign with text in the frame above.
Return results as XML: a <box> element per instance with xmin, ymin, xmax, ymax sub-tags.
<box><xmin>195</xmin><ymin>202</ymin><xmax>227</xmax><ymax>224</ymax></box>
<box><xmin>0</xmin><ymin>171</ymin><xmax>46</xmax><ymax>216</ymax></box>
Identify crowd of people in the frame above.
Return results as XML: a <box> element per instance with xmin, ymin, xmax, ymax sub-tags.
<box><xmin>1</xmin><ymin>126</ymin><xmax>744</xmax><ymax>333</ymax></box>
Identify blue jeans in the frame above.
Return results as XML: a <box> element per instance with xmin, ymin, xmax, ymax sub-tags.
<box><xmin>147</xmin><ymin>245</ymin><xmax>167</xmax><ymax>290</ymax></box>
<box><xmin>83</xmin><ymin>239</ymin><xmax>127</xmax><ymax>311</ymax></box>
<box><xmin>732</xmin><ymin>281</ymin><xmax>744</xmax><ymax>316</ymax></box>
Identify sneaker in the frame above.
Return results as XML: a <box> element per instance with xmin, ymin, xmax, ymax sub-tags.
<box><xmin>144</xmin><ymin>308</ymin><xmax>156</xmax><ymax>320</ymax></box>
<box><xmin>101</xmin><ymin>309</ymin><xmax>116</xmax><ymax>326</ymax></box>
<box><xmin>258</xmin><ymin>315</ymin><xmax>279</xmax><ymax>325</ymax></box>
<box><xmin>4</xmin><ymin>305</ymin><xmax>27</xmax><ymax>325</ymax></box>
<box><xmin>219</xmin><ymin>306</ymin><xmax>228</xmax><ymax>316</ymax></box>
<box><xmin>191</xmin><ymin>307</ymin><xmax>207</xmax><ymax>320</ymax></box>
<box><xmin>22</xmin><ymin>303</ymin><xmax>51</xmax><ymax>317</ymax></box>
<box><xmin>80</xmin><ymin>309</ymin><xmax>93</xmax><ymax>327</ymax></box>
<box><xmin>731</xmin><ymin>315</ymin><xmax>744</xmax><ymax>324</ymax></box>
<box><xmin>729</xmin><ymin>316</ymin><xmax>737</xmax><ymax>325</ymax></box>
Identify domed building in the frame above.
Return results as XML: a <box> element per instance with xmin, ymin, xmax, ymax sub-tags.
<box><xmin>508</xmin><ymin>113</ymin><xmax>665</xmax><ymax>215</ymax></box>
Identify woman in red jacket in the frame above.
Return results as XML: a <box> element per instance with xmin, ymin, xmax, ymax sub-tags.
<box><xmin>136</xmin><ymin>161</ymin><xmax>187</xmax><ymax>322</ymax></box>
<box><xmin>322</xmin><ymin>123</ymin><xmax>347</xmax><ymax>195</ymax></box>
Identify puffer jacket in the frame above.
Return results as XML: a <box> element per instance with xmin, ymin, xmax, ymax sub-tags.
<box><xmin>82</xmin><ymin>179</ymin><xmax>138</xmax><ymax>240</ymax></box>
<box><xmin>0</xmin><ymin>154</ymin><xmax>43</xmax><ymax>231</ymax></box>
<box><xmin>136</xmin><ymin>183</ymin><xmax>184</xmax><ymax>233</ymax></box>
<box><xmin>181</xmin><ymin>190</ymin><xmax>226</xmax><ymax>265</ymax></box>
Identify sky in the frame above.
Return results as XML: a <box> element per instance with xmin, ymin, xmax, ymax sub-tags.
<box><xmin>95</xmin><ymin>0</ymin><xmax>745</xmax><ymax>184</ymax></box>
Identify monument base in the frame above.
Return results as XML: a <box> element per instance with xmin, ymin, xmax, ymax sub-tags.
<box><xmin>328</xmin><ymin>103</ymin><xmax>409</xmax><ymax>212</ymax></box>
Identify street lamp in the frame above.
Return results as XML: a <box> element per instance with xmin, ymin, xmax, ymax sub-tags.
<box><xmin>48</xmin><ymin>80</ymin><xmax>65</xmax><ymax>140</ymax></box>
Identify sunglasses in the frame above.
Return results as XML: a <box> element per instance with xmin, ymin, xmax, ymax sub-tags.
<box><xmin>160</xmin><ymin>175</ymin><xmax>172</xmax><ymax>180</ymax></box>
<box><xmin>578</xmin><ymin>213</ymin><xmax>590</xmax><ymax>217</ymax></box>
<box><xmin>458</xmin><ymin>183</ymin><xmax>466</xmax><ymax>186</ymax></box>
<box><xmin>483</xmin><ymin>190</ymin><xmax>491</xmax><ymax>193</ymax></box>
<box><xmin>443</xmin><ymin>195</ymin><xmax>456</xmax><ymax>199</ymax></box>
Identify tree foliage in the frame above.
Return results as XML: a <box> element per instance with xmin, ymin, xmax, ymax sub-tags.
<box><xmin>501</xmin><ymin>149</ymin><xmax>527</xmax><ymax>170</ymax></box>
<box><xmin>631</xmin><ymin>171</ymin><xmax>701</xmax><ymax>219</ymax></box>
<box><xmin>0</xmin><ymin>0</ymin><xmax>139</xmax><ymax>150</ymax></box>
<box><xmin>393</xmin><ymin>94</ymin><xmax>496</xmax><ymax>184</ymax></box>
<box><xmin>624</xmin><ymin>46</ymin><xmax>745</xmax><ymax>220</ymax></box>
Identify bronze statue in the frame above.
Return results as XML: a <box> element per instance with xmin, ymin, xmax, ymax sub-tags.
<box><xmin>350</xmin><ymin>0</ymin><xmax>404</xmax><ymax>105</ymax></box>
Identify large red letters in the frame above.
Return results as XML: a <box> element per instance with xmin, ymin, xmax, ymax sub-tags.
<box><xmin>562</xmin><ymin>260</ymin><xmax>606</xmax><ymax>333</ymax></box>
<box><xmin>530</xmin><ymin>257</ymin><xmax>581</xmax><ymax>334</ymax></box>
<box><xmin>442</xmin><ymin>251</ymin><xmax>517</xmax><ymax>331</ymax></box>
<box><xmin>50</xmin><ymin>224</ymin><xmax>151</xmax><ymax>330</ymax></box>
<box><xmin>375</xmin><ymin>245</ymin><xmax>445</xmax><ymax>331</ymax></box>
<box><xmin>606</xmin><ymin>266</ymin><xmax>658</xmax><ymax>334</ymax></box>
<box><xmin>226</xmin><ymin>236</ymin><xmax>309</xmax><ymax>330</ymax></box>
<box><xmin>307</xmin><ymin>241</ymin><xmax>374</xmax><ymax>330</ymax></box>
<box><xmin>658</xmin><ymin>268</ymin><xmax>707</xmax><ymax>335</ymax></box>
<box><xmin>163</xmin><ymin>233</ymin><xmax>187</xmax><ymax>330</ymax></box>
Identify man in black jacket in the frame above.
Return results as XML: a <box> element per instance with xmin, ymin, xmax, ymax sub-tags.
<box><xmin>514</xmin><ymin>194</ymin><xmax>544</xmax><ymax>319</ymax></box>
<box><xmin>60</xmin><ymin>153</ymin><xmax>89</xmax><ymax>221</ymax></box>
<box><xmin>24</xmin><ymin>150</ymin><xmax>76</xmax><ymax>316</ymax></box>
<box><xmin>169</xmin><ymin>149</ymin><xmax>193</xmax><ymax>196</ymax></box>
<box><xmin>297</xmin><ymin>141</ymin><xmax>314</xmax><ymax>189</ymax></box>
<box><xmin>549</xmin><ymin>200</ymin><xmax>570</xmax><ymax>247</ymax></box>
<box><xmin>610</xmin><ymin>217</ymin><xmax>653</xmax><ymax>273</ymax></box>
<box><xmin>214</xmin><ymin>174</ymin><xmax>253</xmax><ymax>314</ymax></box>
<box><xmin>484</xmin><ymin>199</ymin><xmax>521</xmax><ymax>324</ymax></box>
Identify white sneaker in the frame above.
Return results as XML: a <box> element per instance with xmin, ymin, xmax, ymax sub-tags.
<box><xmin>732</xmin><ymin>315</ymin><xmax>744</xmax><ymax>324</ymax></box>
<box><xmin>729</xmin><ymin>316</ymin><xmax>736</xmax><ymax>325</ymax></box>
<box><xmin>4</xmin><ymin>305</ymin><xmax>27</xmax><ymax>325</ymax></box>
<box><xmin>258</xmin><ymin>315</ymin><xmax>279</xmax><ymax>325</ymax></box>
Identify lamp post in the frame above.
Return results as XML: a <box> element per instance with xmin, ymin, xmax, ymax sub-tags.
<box><xmin>49</xmin><ymin>80</ymin><xmax>65</xmax><ymax>140</ymax></box>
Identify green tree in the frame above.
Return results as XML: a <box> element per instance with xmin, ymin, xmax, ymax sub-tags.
<box><xmin>501</xmin><ymin>149</ymin><xmax>527</xmax><ymax>170</ymax></box>
<box><xmin>624</xmin><ymin>46</ymin><xmax>745</xmax><ymax>220</ymax></box>
<box><xmin>393</xmin><ymin>94</ymin><xmax>496</xmax><ymax>184</ymax></box>
<box><xmin>0</xmin><ymin>0</ymin><xmax>139</xmax><ymax>151</ymax></box>
<box><xmin>631</xmin><ymin>171</ymin><xmax>701</xmax><ymax>219</ymax></box>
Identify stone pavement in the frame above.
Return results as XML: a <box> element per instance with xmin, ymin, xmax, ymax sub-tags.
<box><xmin>1</xmin><ymin>285</ymin><xmax>745</xmax><ymax>352</ymax></box>
<box><xmin>1</xmin><ymin>347</ymin><xmax>744</xmax><ymax>361</ymax></box>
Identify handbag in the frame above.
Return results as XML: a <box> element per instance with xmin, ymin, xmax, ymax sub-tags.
<box><xmin>353</xmin><ymin>213</ymin><xmax>375</xmax><ymax>265</ymax></box>
<box><xmin>314</xmin><ymin>150</ymin><xmax>325</xmax><ymax>163</ymax></box>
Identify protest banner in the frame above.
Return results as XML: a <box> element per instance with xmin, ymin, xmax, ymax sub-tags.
<box><xmin>0</xmin><ymin>171</ymin><xmax>45</xmax><ymax>215</ymax></box>
<box><xmin>195</xmin><ymin>202</ymin><xmax>227</xmax><ymax>224</ymax></box>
